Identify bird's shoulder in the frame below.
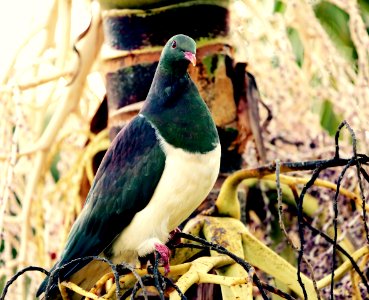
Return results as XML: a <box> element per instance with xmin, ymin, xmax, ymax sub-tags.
<box><xmin>87</xmin><ymin>115</ymin><xmax>165</xmax><ymax>204</ymax></box>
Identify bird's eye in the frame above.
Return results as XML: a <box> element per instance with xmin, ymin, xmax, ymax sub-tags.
<box><xmin>171</xmin><ymin>40</ymin><xmax>177</xmax><ymax>48</ymax></box>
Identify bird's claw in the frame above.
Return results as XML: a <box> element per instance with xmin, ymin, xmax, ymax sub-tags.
<box><xmin>169</xmin><ymin>227</ymin><xmax>181</xmax><ymax>238</ymax></box>
<box><xmin>166</xmin><ymin>227</ymin><xmax>182</xmax><ymax>249</ymax></box>
<box><xmin>154</xmin><ymin>243</ymin><xmax>171</xmax><ymax>275</ymax></box>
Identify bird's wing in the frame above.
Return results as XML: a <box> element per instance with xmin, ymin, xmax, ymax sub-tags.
<box><xmin>51</xmin><ymin>115</ymin><xmax>165</xmax><ymax>284</ymax></box>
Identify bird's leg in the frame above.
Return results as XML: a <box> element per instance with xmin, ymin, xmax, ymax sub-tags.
<box><xmin>151</xmin><ymin>248</ymin><xmax>167</xmax><ymax>300</ymax></box>
<box><xmin>169</xmin><ymin>227</ymin><xmax>181</xmax><ymax>238</ymax></box>
<box><xmin>154</xmin><ymin>243</ymin><xmax>171</xmax><ymax>275</ymax></box>
<box><xmin>166</xmin><ymin>227</ymin><xmax>182</xmax><ymax>248</ymax></box>
<box><xmin>169</xmin><ymin>227</ymin><xmax>181</xmax><ymax>240</ymax></box>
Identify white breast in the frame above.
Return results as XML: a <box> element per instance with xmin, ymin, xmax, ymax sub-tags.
<box><xmin>111</xmin><ymin>126</ymin><xmax>221</xmax><ymax>265</ymax></box>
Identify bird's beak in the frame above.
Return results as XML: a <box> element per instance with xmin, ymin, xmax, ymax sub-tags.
<box><xmin>184</xmin><ymin>51</ymin><xmax>196</xmax><ymax>66</ymax></box>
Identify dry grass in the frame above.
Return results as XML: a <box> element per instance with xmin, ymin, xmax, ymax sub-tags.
<box><xmin>232</xmin><ymin>0</ymin><xmax>369</xmax><ymax>163</ymax></box>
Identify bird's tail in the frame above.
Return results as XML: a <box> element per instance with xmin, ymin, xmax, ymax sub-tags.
<box><xmin>36</xmin><ymin>267</ymin><xmax>60</xmax><ymax>299</ymax></box>
<box><xmin>36</xmin><ymin>278</ymin><xmax>47</xmax><ymax>297</ymax></box>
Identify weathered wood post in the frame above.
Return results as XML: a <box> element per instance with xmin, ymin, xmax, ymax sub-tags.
<box><xmin>93</xmin><ymin>0</ymin><xmax>265</xmax><ymax>175</ymax></box>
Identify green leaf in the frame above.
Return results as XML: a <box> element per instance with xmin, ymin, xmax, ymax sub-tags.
<box><xmin>50</xmin><ymin>152</ymin><xmax>60</xmax><ymax>182</ymax></box>
<box><xmin>314</xmin><ymin>1</ymin><xmax>358</xmax><ymax>64</ymax></box>
<box><xmin>274</xmin><ymin>0</ymin><xmax>286</xmax><ymax>13</ymax></box>
<box><xmin>11</xmin><ymin>247</ymin><xmax>17</xmax><ymax>259</ymax></box>
<box><xmin>320</xmin><ymin>99</ymin><xmax>343</xmax><ymax>136</ymax></box>
<box><xmin>201</xmin><ymin>54</ymin><xmax>225</xmax><ymax>80</ymax></box>
<box><xmin>202</xmin><ymin>55</ymin><xmax>216</xmax><ymax>80</ymax></box>
<box><xmin>0</xmin><ymin>275</ymin><xmax>6</xmax><ymax>296</ymax></box>
<box><xmin>271</xmin><ymin>55</ymin><xmax>280</xmax><ymax>68</ymax></box>
<box><xmin>287</xmin><ymin>27</ymin><xmax>304</xmax><ymax>67</ymax></box>
<box><xmin>358</xmin><ymin>0</ymin><xmax>369</xmax><ymax>33</ymax></box>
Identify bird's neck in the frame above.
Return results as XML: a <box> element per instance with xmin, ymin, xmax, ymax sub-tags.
<box><xmin>143</xmin><ymin>64</ymin><xmax>190</xmax><ymax>109</ymax></box>
<box><xmin>141</xmin><ymin>67</ymin><xmax>219</xmax><ymax>153</ymax></box>
<box><xmin>157</xmin><ymin>58</ymin><xmax>189</xmax><ymax>78</ymax></box>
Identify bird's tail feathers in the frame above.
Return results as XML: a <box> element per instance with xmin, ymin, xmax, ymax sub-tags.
<box><xmin>36</xmin><ymin>266</ymin><xmax>59</xmax><ymax>298</ymax></box>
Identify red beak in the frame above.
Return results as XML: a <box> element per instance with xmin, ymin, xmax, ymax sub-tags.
<box><xmin>184</xmin><ymin>51</ymin><xmax>196</xmax><ymax>66</ymax></box>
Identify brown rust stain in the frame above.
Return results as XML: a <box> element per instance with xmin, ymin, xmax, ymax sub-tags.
<box><xmin>207</xmin><ymin>223</ymin><xmax>230</xmax><ymax>248</ymax></box>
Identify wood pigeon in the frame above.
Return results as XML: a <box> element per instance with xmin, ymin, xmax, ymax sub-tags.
<box><xmin>37</xmin><ymin>34</ymin><xmax>221</xmax><ymax>298</ymax></box>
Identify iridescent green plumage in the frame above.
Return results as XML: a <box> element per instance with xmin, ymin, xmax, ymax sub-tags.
<box><xmin>142</xmin><ymin>35</ymin><xmax>218</xmax><ymax>153</ymax></box>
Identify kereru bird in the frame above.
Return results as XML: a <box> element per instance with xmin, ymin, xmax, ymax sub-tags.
<box><xmin>36</xmin><ymin>34</ymin><xmax>221</xmax><ymax>299</ymax></box>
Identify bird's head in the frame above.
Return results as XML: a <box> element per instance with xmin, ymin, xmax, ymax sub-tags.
<box><xmin>159</xmin><ymin>34</ymin><xmax>197</xmax><ymax>73</ymax></box>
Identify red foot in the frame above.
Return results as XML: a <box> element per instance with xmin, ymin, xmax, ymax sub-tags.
<box><xmin>167</xmin><ymin>227</ymin><xmax>182</xmax><ymax>248</ymax></box>
<box><xmin>154</xmin><ymin>243</ymin><xmax>171</xmax><ymax>275</ymax></box>
<box><xmin>169</xmin><ymin>227</ymin><xmax>181</xmax><ymax>239</ymax></box>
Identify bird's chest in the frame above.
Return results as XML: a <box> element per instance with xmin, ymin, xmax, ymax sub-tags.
<box><xmin>153</xmin><ymin>141</ymin><xmax>221</xmax><ymax>229</ymax></box>
<box><xmin>111</xmin><ymin>140</ymin><xmax>221</xmax><ymax>262</ymax></box>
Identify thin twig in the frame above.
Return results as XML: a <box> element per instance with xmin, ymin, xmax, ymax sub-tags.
<box><xmin>276</xmin><ymin>159</ymin><xmax>321</xmax><ymax>298</ymax></box>
<box><xmin>0</xmin><ymin>266</ymin><xmax>50</xmax><ymax>300</ymax></box>
<box><xmin>117</xmin><ymin>263</ymin><xmax>148</xmax><ymax>300</ymax></box>
<box><xmin>163</xmin><ymin>277</ymin><xmax>187</xmax><ymax>300</ymax></box>
<box><xmin>360</xmin><ymin>167</ymin><xmax>369</xmax><ymax>183</ymax></box>
<box><xmin>275</xmin><ymin>159</ymin><xmax>297</xmax><ymax>249</ymax></box>
<box><xmin>260</xmin><ymin>281</ymin><xmax>296</xmax><ymax>300</ymax></box>
<box><xmin>17</xmin><ymin>70</ymin><xmax>73</xmax><ymax>90</ymax></box>
<box><xmin>334</xmin><ymin>121</ymin><xmax>346</xmax><ymax>159</ymax></box>
<box><xmin>303</xmin><ymin>220</ymin><xmax>369</xmax><ymax>292</ymax></box>
<box><xmin>345</xmin><ymin>122</ymin><xmax>369</xmax><ymax>244</ymax></box>
<box><xmin>152</xmin><ymin>252</ymin><xmax>165</xmax><ymax>300</ymax></box>
<box><xmin>128</xmin><ymin>275</ymin><xmax>152</xmax><ymax>300</ymax></box>
<box><xmin>66</xmin><ymin>5</ymin><xmax>93</xmax><ymax>87</ymax></box>
<box><xmin>331</xmin><ymin>158</ymin><xmax>354</xmax><ymax>298</ymax></box>
<box><xmin>289</xmin><ymin>186</ymin><xmax>321</xmax><ymax>300</ymax></box>
<box><xmin>296</xmin><ymin>163</ymin><xmax>325</xmax><ymax>300</ymax></box>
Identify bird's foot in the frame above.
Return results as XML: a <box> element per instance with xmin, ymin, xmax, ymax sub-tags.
<box><xmin>154</xmin><ymin>243</ymin><xmax>171</xmax><ymax>275</ymax></box>
<box><xmin>169</xmin><ymin>227</ymin><xmax>181</xmax><ymax>238</ymax></box>
<box><xmin>166</xmin><ymin>227</ymin><xmax>182</xmax><ymax>248</ymax></box>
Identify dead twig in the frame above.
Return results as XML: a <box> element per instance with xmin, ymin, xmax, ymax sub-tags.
<box><xmin>0</xmin><ymin>266</ymin><xmax>49</xmax><ymax>300</ymax></box>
